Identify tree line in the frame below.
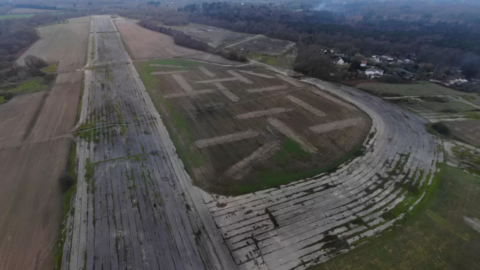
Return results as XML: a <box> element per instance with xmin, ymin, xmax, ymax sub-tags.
<box><xmin>138</xmin><ymin>20</ymin><xmax>246</xmax><ymax>62</ymax></box>
<box><xmin>176</xmin><ymin>2</ymin><xmax>480</xmax><ymax>78</ymax></box>
<box><xmin>0</xmin><ymin>12</ymin><xmax>87</xmax><ymax>81</ymax></box>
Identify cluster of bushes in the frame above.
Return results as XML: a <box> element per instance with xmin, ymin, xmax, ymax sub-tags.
<box><xmin>0</xmin><ymin>12</ymin><xmax>86</xmax><ymax>74</ymax></box>
<box><xmin>377</xmin><ymin>74</ymin><xmax>403</xmax><ymax>84</ymax></box>
<box><xmin>432</xmin><ymin>122</ymin><xmax>450</xmax><ymax>136</ymax></box>
<box><xmin>0</xmin><ymin>55</ymin><xmax>53</xmax><ymax>103</ymax></box>
<box><xmin>1</xmin><ymin>55</ymin><xmax>48</xmax><ymax>83</ymax></box>
<box><xmin>173</xmin><ymin>31</ymin><xmax>210</xmax><ymax>52</ymax></box>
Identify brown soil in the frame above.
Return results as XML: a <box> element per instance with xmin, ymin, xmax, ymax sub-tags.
<box><xmin>0</xmin><ymin>92</ymin><xmax>44</xmax><ymax>146</ymax></box>
<box><xmin>114</xmin><ymin>18</ymin><xmax>198</xmax><ymax>60</ymax></box>
<box><xmin>17</xmin><ymin>17</ymin><xmax>90</xmax><ymax>72</ymax></box>
<box><xmin>0</xmin><ymin>70</ymin><xmax>82</xmax><ymax>270</ymax></box>
<box><xmin>0</xmin><ymin>18</ymin><xmax>87</xmax><ymax>270</ymax></box>
<box><xmin>0</xmin><ymin>140</ymin><xmax>69</xmax><ymax>270</ymax></box>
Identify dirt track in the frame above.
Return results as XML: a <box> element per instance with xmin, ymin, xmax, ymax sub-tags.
<box><xmin>0</xmin><ymin>19</ymin><xmax>88</xmax><ymax>270</ymax></box>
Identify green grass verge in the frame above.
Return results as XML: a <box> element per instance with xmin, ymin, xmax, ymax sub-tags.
<box><xmin>273</xmin><ymin>138</ymin><xmax>312</xmax><ymax>166</ymax></box>
<box><xmin>53</xmin><ymin>143</ymin><xmax>77</xmax><ymax>270</ymax></box>
<box><xmin>0</xmin><ymin>14</ymin><xmax>35</xmax><ymax>20</ymax></box>
<box><xmin>246</xmin><ymin>52</ymin><xmax>293</xmax><ymax>68</ymax></box>
<box><xmin>308</xmin><ymin>165</ymin><xmax>480</xmax><ymax>270</ymax></box>
<box><xmin>41</xmin><ymin>63</ymin><xmax>58</xmax><ymax>74</ymax></box>
<box><xmin>223</xmin><ymin>143</ymin><xmax>366</xmax><ymax>195</ymax></box>
<box><xmin>149</xmin><ymin>58</ymin><xmax>201</xmax><ymax>67</ymax></box>
<box><xmin>422</xmin><ymin>101</ymin><xmax>476</xmax><ymax>112</ymax></box>
<box><xmin>6</xmin><ymin>77</ymin><xmax>49</xmax><ymax>93</ymax></box>
<box><xmin>134</xmin><ymin>60</ymin><xmax>202</xmax><ymax>174</ymax></box>
<box><xmin>357</xmin><ymin>81</ymin><xmax>477</xmax><ymax>98</ymax></box>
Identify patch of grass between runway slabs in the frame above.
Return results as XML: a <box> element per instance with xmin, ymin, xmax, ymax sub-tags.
<box><xmin>308</xmin><ymin>165</ymin><xmax>480</xmax><ymax>270</ymax></box>
<box><xmin>76</xmin><ymin>121</ymin><xmax>100</xmax><ymax>143</ymax></box>
<box><xmin>452</xmin><ymin>145</ymin><xmax>480</xmax><ymax>175</ymax></box>
<box><xmin>53</xmin><ymin>142</ymin><xmax>78</xmax><ymax>270</ymax></box>
<box><xmin>381</xmin><ymin>169</ymin><xmax>427</xmax><ymax>221</ymax></box>
<box><xmin>223</xmin><ymin>143</ymin><xmax>366</xmax><ymax>196</ymax></box>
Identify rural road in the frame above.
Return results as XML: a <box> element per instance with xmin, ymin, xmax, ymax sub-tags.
<box><xmin>62</xmin><ymin>15</ymin><xmax>441</xmax><ymax>270</ymax></box>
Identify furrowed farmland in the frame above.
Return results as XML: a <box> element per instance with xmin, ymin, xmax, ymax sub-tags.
<box><xmin>0</xmin><ymin>17</ymin><xmax>89</xmax><ymax>270</ymax></box>
<box><xmin>114</xmin><ymin>18</ymin><xmax>198</xmax><ymax>59</ymax></box>
<box><xmin>17</xmin><ymin>17</ymin><xmax>90</xmax><ymax>72</ymax></box>
<box><xmin>114</xmin><ymin>17</ymin><xmax>242</xmax><ymax>65</ymax></box>
<box><xmin>135</xmin><ymin>60</ymin><xmax>371</xmax><ymax>195</ymax></box>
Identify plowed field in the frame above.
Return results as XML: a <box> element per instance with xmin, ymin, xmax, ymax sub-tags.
<box><xmin>0</xmin><ymin>18</ymin><xmax>88</xmax><ymax>270</ymax></box>
<box><xmin>114</xmin><ymin>17</ymin><xmax>197</xmax><ymax>60</ymax></box>
<box><xmin>17</xmin><ymin>17</ymin><xmax>90</xmax><ymax>72</ymax></box>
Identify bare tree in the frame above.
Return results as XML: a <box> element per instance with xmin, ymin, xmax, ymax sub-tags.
<box><xmin>24</xmin><ymin>55</ymin><xmax>48</xmax><ymax>70</ymax></box>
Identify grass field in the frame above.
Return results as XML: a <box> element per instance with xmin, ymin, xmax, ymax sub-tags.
<box><xmin>445</xmin><ymin>120</ymin><xmax>480</xmax><ymax>146</ymax></box>
<box><xmin>136</xmin><ymin>58</ymin><xmax>370</xmax><ymax>195</ymax></box>
<box><xmin>422</xmin><ymin>100</ymin><xmax>476</xmax><ymax>112</ymax></box>
<box><xmin>247</xmin><ymin>52</ymin><xmax>295</xmax><ymax>68</ymax></box>
<box><xmin>309</xmin><ymin>165</ymin><xmax>480</xmax><ymax>270</ymax></box>
<box><xmin>41</xmin><ymin>63</ymin><xmax>58</xmax><ymax>74</ymax></box>
<box><xmin>8</xmin><ymin>77</ymin><xmax>49</xmax><ymax>93</ymax></box>
<box><xmin>8</xmin><ymin>8</ymin><xmax>56</xmax><ymax>14</ymax></box>
<box><xmin>0</xmin><ymin>14</ymin><xmax>35</xmax><ymax>20</ymax></box>
<box><xmin>358</xmin><ymin>81</ymin><xmax>478</xmax><ymax>98</ymax></box>
<box><xmin>0</xmin><ymin>77</ymin><xmax>50</xmax><ymax>105</ymax></box>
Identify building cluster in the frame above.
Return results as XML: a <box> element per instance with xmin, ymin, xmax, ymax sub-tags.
<box><xmin>324</xmin><ymin>48</ymin><xmax>477</xmax><ymax>88</ymax></box>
